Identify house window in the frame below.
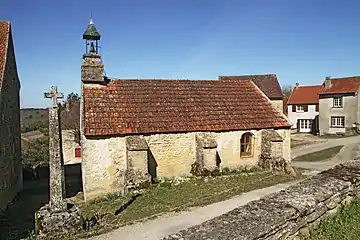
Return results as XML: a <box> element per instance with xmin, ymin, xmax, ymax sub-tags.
<box><xmin>333</xmin><ymin>97</ymin><xmax>343</xmax><ymax>108</ymax></box>
<box><xmin>240</xmin><ymin>132</ymin><xmax>254</xmax><ymax>157</ymax></box>
<box><xmin>296</xmin><ymin>105</ymin><xmax>304</xmax><ymax>112</ymax></box>
<box><xmin>299</xmin><ymin>119</ymin><xmax>312</xmax><ymax>130</ymax></box>
<box><xmin>331</xmin><ymin>116</ymin><xmax>345</xmax><ymax>128</ymax></box>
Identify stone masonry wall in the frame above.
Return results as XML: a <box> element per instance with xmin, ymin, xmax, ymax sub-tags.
<box><xmin>81</xmin><ymin>129</ymin><xmax>291</xmax><ymax>201</ymax></box>
<box><xmin>163</xmin><ymin>161</ymin><xmax>360</xmax><ymax>240</ymax></box>
<box><xmin>271</xmin><ymin>99</ymin><xmax>284</xmax><ymax>114</ymax></box>
<box><xmin>81</xmin><ymin>136</ymin><xmax>127</xmax><ymax>201</ymax></box>
<box><xmin>0</xmin><ymin>29</ymin><xmax>22</xmax><ymax>211</ymax></box>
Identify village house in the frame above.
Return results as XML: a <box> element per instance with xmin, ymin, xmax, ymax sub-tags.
<box><xmin>219</xmin><ymin>74</ymin><xmax>284</xmax><ymax>113</ymax></box>
<box><xmin>319</xmin><ymin>76</ymin><xmax>360</xmax><ymax>135</ymax></box>
<box><xmin>287</xmin><ymin>84</ymin><xmax>322</xmax><ymax>133</ymax></box>
<box><xmin>0</xmin><ymin>21</ymin><xmax>22</xmax><ymax>210</ymax></box>
<box><xmin>80</xmin><ymin>19</ymin><xmax>293</xmax><ymax>201</ymax></box>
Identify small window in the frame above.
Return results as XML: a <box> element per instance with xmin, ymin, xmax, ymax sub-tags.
<box><xmin>75</xmin><ymin>147</ymin><xmax>81</xmax><ymax>158</ymax></box>
<box><xmin>296</xmin><ymin>105</ymin><xmax>304</xmax><ymax>112</ymax></box>
<box><xmin>333</xmin><ymin>97</ymin><xmax>343</xmax><ymax>108</ymax></box>
<box><xmin>331</xmin><ymin>116</ymin><xmax>345</xmax><ymax>128</ymax></box>
<box><xmin>240</xmin><ymin>132</ymin><xmax>254</xmax><ymax>157</ymax></box>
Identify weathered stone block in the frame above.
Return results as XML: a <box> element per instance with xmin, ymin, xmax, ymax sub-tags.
<box><xmin>341</xmin><ymin>195</ymin><xmax>354</xmax><ymax>206</ymax></box>
<box><xmin>35</xmin><ymin>203</ymin><xmax>83</xmax><ymax>240</ymax></box>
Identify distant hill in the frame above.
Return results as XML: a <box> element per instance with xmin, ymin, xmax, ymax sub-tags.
<box><xmin>20</xmin><ymin>108</ymin><xmax>49</xmax><ymax>133</ymax></box>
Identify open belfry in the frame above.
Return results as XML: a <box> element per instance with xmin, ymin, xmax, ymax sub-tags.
<box><xmin>80</xmin><ymin>18</ymin><xmax>293</xmax><ymax>201</ymax></box>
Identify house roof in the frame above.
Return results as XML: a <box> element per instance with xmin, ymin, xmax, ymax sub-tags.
<box><xmin>218</xmin><ymin>74</ymin><xmax>283</xmax><ymax>99</ymax></box>
<box><xmin>0</xmin><ymin>21</ymin><xmax>10</xmax><ymax>85</ymax></box>
<box><xmin>319</xmin><ymin>76</ymin><xmax>360</xmax><ymax>95</ymax></box>
<box><xmin>287</xmin><ymin>85</ymin><xmax>322</xmax><ymax>105</ymax></box>
<box><xmin>83</xmin><ymin>79</ymin><xmax>291</xmax><ymax>136</ymax></box>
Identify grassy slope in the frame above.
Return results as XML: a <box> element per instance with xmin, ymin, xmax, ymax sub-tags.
<box><xmin>292</xmin><ymin>146</ymin><xmax>343</xmax><ymax>162</ymax></box>
<box><xmin>74</xmin><ymin>169</ymin><xmax>304</xmax><ymax>239</ymax></box>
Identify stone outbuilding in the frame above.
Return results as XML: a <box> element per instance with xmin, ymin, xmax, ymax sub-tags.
<box><xmin>79</xmin><ymin>19</ymin><xmax>293</xmax><ymax>201</ymax></box>
<box><xmin>0</xmin><ymin>21</ymin><xmax>22</xmax><ymax>210</ymax></box>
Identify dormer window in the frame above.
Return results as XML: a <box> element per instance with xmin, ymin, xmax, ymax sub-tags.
<box><xmin>296</xmin><ymin>105</ymin><xmax>304</xmax><ymax>112</ymax></box>
<box><xmin>333</xmin><ymin>97</ymin><xmax>343</xmax><ymax>108</ymax></box>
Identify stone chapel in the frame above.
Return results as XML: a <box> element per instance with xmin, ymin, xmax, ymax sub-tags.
<box><xmin>80</xmin><ymin>19</ymin><xmax>293</xmax><ymax>201</ymax></box>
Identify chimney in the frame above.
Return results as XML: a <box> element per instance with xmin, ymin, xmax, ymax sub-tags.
<box><xmin>295</xmin><ymin>83</ymin><xmax>299</xmax><ymax>87</ymax></box>
<box><xmin>324</xmin><ymin>76</ymin><xmax>332</xmax><ymax>89</ymax></box>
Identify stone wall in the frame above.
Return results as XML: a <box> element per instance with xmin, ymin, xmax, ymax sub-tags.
<box><xmin>61</xmin><ymin>130</ymin><xmax>81</xmax><ymax>165</ymax></box>
<box><xmin>0</xmin><ymin>28</ymin><xmax>22</xmax><ymax>211</ymax></box>
<box><xmin>81</xmin><ymin>129</ymin><xmax>291</xmax><ymax>201</ymax></box>
<box><xmin>271</xmin><ymin>99</ymin><xmax>284</xmax><ymax>114</ymax></box>
<box><xmin>163</xmin><ymin>161</ymin><xmax>360</xmax><ymax>240</ymax></box>
<box><xmin>81</xmin><ymin>136</ymin><xmax>127</xmax><ymax>201</ymax></box>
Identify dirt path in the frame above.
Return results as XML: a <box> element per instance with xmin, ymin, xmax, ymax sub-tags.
<box><xmin>85</xmin><ymin>181</ymin><xmax>301</xmax><ymax>240</ymax></box>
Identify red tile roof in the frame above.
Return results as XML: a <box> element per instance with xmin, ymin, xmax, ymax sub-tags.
<box><xmin>319</xmin><ymin>76</ymin><xmax>360</xmax><ymax>95</ymax></box>
<box><xmin>83</xmin><ymin>79</ymin><xmax>291</xmax><ymax>136</ymax></box>
<box><xmin>287</xmin><ymin>85</ymin><xmax>322</xmax><ymax>105</ymax></box>
<box><xmin>219</xmin><ymin>74</ymin><xmax>283</xmax><ymax>99</ymax></box>
<box><xmin>0</xmin><ymin>21</ymin><xmax>10</xmax><ymax>85</ymax></box>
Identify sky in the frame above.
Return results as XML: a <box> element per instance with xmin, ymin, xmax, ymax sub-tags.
<box><xmin>2</xmin><ymin>0</ymin><xmax>360</xmax><ymax>108</ymax></box>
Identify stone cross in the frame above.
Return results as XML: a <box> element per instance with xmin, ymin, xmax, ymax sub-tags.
<box><xmin>44</xmin><ymin>86</ymin><xmax>67</xmax><ymax>211</ymax></box>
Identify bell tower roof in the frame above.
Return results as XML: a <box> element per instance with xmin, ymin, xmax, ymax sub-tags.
<box><xmin>83</xmin><ymin>18</ymin><xmax>101</xmax><ymax>40</ymax></box>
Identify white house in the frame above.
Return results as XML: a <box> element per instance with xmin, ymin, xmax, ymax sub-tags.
<box><xmin>287</xmin><ymin>84</ymin><xmax>322</xmax><ymax>133</ymax></box>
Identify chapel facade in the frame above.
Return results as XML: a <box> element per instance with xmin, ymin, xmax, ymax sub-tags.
<box><xmin>80</xmin><ymin>19</ymin><xmax>293</xmax><ymax>201</ymax></box>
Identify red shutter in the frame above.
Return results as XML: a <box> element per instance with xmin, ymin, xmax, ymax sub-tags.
<box><xmin>304</xmin><ymin>105</ymin><xmax>308</xmax><ymax>112</ymax></box>
<box><xmin>292</xmin><ymin>105</ymin><xmax>296</xmax><ymax>112</ymax></box>
<box><xmin>75</xmin><ymin>147</ymin><xmax>81</xmax><ymax>158</ymax></box>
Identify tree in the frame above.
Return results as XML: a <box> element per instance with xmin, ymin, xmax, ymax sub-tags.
<box><xmin>60</xmin><ymin>93</ymin><xmax>81</xmax><ymax>145</ymax></box>
<box><xmin>67</xmin><ymin>92</ymin><xmax>80</xmax><ymax>102</ymax></box>
<box><xmin>282</xmin><ymin>84</ymin><xmax>294</xmax><ymax>97</ymax></box>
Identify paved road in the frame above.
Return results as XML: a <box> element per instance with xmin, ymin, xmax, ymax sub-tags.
<box><xmin>292</xmin><ymin>135</ymin><xmax>360</xmax><ymax>174</ymax></box>
<box><xmin>85</xmin><ymin>181</ymin><xmax>301</xmax><ymax>240</ymax></box>
<box><xmin>292</xmin><ymin>135</ymin><xmax>360</xmax><ymax>159</ymax></box>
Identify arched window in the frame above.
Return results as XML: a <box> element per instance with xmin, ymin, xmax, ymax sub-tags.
<box><xmin>240</xmin><ymin>132</ymin><xmax>254</xmax><ymax>157</ymax></box>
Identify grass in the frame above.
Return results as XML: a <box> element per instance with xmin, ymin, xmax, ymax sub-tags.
<box><xmin>303</xmin><ymin>199</ymin><xmax>360</xmax><ymax>240</ymax></box>
<box><xmin>292</xmin><ymin>145</ymin><xmax>343</xmax><ymax>162</ymax></box>
<box><xmin>71</xmin><ymin>169</ymin><xmax>303</xmax><ymax>239</ymax></box>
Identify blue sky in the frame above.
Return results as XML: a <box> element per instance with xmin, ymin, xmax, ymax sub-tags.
<box><xmin>2</xmin><ymin>0</ymin><xmax>360</xmax><ymax>108</ymax></box>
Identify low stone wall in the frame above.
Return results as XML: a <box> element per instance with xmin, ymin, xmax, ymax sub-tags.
<box><xmin>163</xmin><ymin>161</ymin><xmax>360</xmax><ymax>240</ymax></box>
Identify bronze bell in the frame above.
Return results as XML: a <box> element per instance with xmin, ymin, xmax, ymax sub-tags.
<box><xmin>89</xmin><ymin>42</ymin><xmax>96</xmax><ymax>54</ymax></box>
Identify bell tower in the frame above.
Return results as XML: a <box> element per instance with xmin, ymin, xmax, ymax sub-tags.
<box><xmin>81</xmin><ymin>18</ymin><xmax>105</xmax><ymax>84</ymax></box>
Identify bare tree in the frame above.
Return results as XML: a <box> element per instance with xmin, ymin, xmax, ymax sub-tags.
<box><xmin>282</xmin><ymin>84</ymin><xmax>294</xmax><ymax>97</ymax></box>
<box><xmin>61</xmin><ymin>94</ymin><xmax>80</xmax><ymax>145</ymax></box>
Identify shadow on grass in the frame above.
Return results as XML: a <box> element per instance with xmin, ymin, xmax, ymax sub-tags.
<box><xmin>115</xmin><ymin>193</ymin><xmax>141</xmax><ymax>216</ymax></box>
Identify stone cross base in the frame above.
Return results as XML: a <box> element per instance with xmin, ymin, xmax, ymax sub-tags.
<box><xmin>35</xmin><ymin>203</ymin><xmax>82</xmax><ymax>239</ymax></box>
